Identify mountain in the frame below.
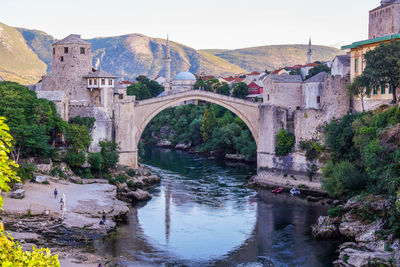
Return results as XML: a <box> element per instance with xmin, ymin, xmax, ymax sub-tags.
<box><xmin>203</xmin><ymin>45</ymin><xmax>345</xmax><ymax>72</ymax></box>
<box><xmin>0</xmin><ymin>22</ymin><xmax>47</xmax><ymax>84</ymax></box>
<box><xmin>0</xmin><ymin>22</ymin><xmax>345</xmax><ymax>84</ymax></box>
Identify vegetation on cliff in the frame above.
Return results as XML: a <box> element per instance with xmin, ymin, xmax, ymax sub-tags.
<box><xmin>141</xmin><ymin>104</ymin><xmax>257</xmax><ymax>161</ymax></box>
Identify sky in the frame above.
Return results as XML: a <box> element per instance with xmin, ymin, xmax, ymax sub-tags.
<box><xmin>1</xmin><ymin>0</ymin><xmax>379</xmax><ymax>50</ymax></box>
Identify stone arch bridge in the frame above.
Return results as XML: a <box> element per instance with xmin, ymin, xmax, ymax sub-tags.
<box><xmin>114</xmin><ymin>90</ymin><xmax>287</xmax><ymax>172</ymax></box>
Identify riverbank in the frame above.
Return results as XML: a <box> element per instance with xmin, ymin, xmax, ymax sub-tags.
<box><xmin>0</xmin><ymin>164</ymin><xmax>161</xmax><ymax>266</ymax></box>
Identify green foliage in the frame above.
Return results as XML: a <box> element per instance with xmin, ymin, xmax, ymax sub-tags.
<box><xmin>69</xmin><ymin>116</ymin><xmax>96</xmax><ymax>131</ymax></box>
<box><xmin>289</xmin><ymin>68</ymin><xmax>301</xmax><ymax>75</ymax></box>
<box><xmin>0</xmin><ymin>82</ymin><xmax>67</xmax><ymax>160</ymax></box>
<box><xmin>232</xmin><ymin>82</ymin><xmax>248</xmax><ymax>99</ymax></box>
<box><xmin>63</xmin><ymin>151</ymin><xmax>86</xmax><ymax>168</ymax></box>
<box><xmin>275</xmin><ymin>128</ymin><xmax>295</xmax><ymax>156</ymax></box>
<box><xmin>0</xmin><ymin>117</ymin><xmax>20</xmax><ymax>209</ymax></box>
<box><xmin>201</xmin><ymin>106</ymin><xmax>217</xmax><ymax>142</ymax></box>
<box><xmin>16</xmin><ymin>163</ymin><xmax>37</xmax><ymax>182</ymax></box>
<box><xmin>346</xmin><ymin>76</ymin><xmax>372</xmax><ymax>112</ymax></box>
<box><xmin>127</xmin><ymin>82</ymin><xmax>151</xmax><ymax>100</ymax></box>
<box><xmin>126</xmin><ymin>168</ymin><xmax>136</xmax><ymax>177</ymax></box>
<box><xmin>65</xmin><ymin>124</ymin><xmax>91</xmax><ymax>152</ymax></box>
<box><xmin>100</xmin><ymin>141</ymin><xmax>119</xmax><ymax>171</ymax></box>
<box><xmin>216</xmin><ymin>82</ymin><xmax>230</xmax><ymax>96</ymax></box>
<box><xmin>299</xmin><ymin>139</ymin><xmax>324</xmax><ymax>161</ymax></box>
<box><xmin>88</xmin><ymin>152</ymin><xmax>103</xmax><ymax>173</ymax></box>
<box><xmin>327</xmin><ymin>206</ymin><xmax>344</xmax><ymax>218</ymax></box>
<box><xmin>322</xmin><ymin>160</ymin><xmax>365</xmax><ymax>197</ymax></box>
<box><xmin>306</xmin><ymin>63</ymin><xmax>331</xmax><ymax>79</ymax></box>
<box><xmin>359</xmin><ymin>41</ymin><xmax>400</xmax><ymax>103</ymax></box>
<box><xmin>136</xmin><ymin>75</ymin><xmax>164</xmax><ymax>97</ymax></box>
<box><xmin>109</xmin><ymin>174</ymin><xmax>128</xmax><ymax>185</ymax></box>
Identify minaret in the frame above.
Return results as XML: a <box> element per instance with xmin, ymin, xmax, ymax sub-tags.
<box><xmin>164</xmin><ymin>35</ymin><xmax>171</xmax><ymax>94</ymax></box>
<box><xmin>307</xmin><ymin>37</ymin><xmax>313</xmax><ymax>64</ymax></box>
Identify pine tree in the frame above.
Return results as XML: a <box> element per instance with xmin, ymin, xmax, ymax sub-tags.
<box><xmin>201</xmin><ymin>105</ymin><xmax>217</xmax><ymax>142</ymax></box>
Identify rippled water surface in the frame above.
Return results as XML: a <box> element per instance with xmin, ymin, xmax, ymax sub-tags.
<box><xmin>95</xmin><ymin>146</ymin><xmax>339</xmax><ymax>266</ymax></box>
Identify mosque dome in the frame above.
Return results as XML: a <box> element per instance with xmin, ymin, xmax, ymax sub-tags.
<box><xmin>174</xmin><ymin>71</ymin><xmax>196</xmax><ymax>81</ymax></box>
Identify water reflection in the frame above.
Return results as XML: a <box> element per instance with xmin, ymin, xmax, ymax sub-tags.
<box><xmin>94</xmin><ymin>146</ymin><xmax>338</xmax><ymax>266</ymax></box>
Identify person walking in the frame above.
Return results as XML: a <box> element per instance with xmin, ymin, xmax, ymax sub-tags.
<box><xmin>102</xmin><ymin>210</ymin><xmax>106</xmax><ymax>222</ymax></box>
<box><xmin>54</xmin><ymin>188</ymin><xmax>58</xmax><ymax>199</ymax></box>
<box><xmin>59</xmin><ymin>197</ymin><xmax>63</xmax><ymax>210</ymax></box>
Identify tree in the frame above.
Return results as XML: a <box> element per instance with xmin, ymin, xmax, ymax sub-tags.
<box><xmin>216</xmin><ymin>82</ymin><xmax>230</xmax><ymax>96</ymax></box>
<box><xmin>289</xmin><ymin>69</ymin><xmax>301</xmax><ymax>75</ymax></box>
<box><xmin>346</xmin><ymin>75</ymin><xmax>372</xmax><ymax>112</ymax></box>
<box><xmin>275</xmin><ymin>128</ymin><xmax>295</xmax><ymax>156</ymax></box>
<box><xmin>136</xmin><ymin>75</ymin><xmax>164</xmax><ymax>97</ymax></box>
<box><xmin>0</xmin><ymin>118</ymin><xmax>60</xmax><ymax>266</ymax></box>
<box><xmin>127</xmin><ymin>83</ymin><xmax>151</xmax><ymax>100</ymax></box>
<box><xmin>306</xmin><ymin>64</ymin><xmax>331</xmax><ymax>79</ymax></box>
<box><xmin>360</xmin><ymin>41</ymin><xmax>400</xmax><ymax>103</ymax></box>
<box><xmin>232</xmin><ymin>82</ymin><xmax>248</xmax><ymax>99</ymax></box>
<box><xmin>66</xmin><ymin>124</ymin><xmax>91</xmax><ymax>152</ymax></box>
<box><xmin>201</xmin><ymin>106</ymin><xmax>217</xmax><ymax>142</ymax></box>
<box><xmin>100</xmin><ymin>141</ymin><xmax>119</xmax><ymax>171</ymax></box>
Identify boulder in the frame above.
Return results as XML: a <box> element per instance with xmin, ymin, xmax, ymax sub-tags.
<box><xmin>129</xmin><ymin>189</ymin><xmax>152</xmax><ymax>201</ymax></box>
<box><xmin>157</xmin><ymin>139</ymin><xmax>172</xmax><ymax>147</ymax></box>
<box><xmin>116</xmin><ymin>182</ymin><xmax>129</xmax><ymax>192</ymax></box>
<box><xmin>311</xmin><ymin>216</ymin><xmax>340</xmax><ymax>239</ymax></box>
<box><xmin>82</xmin><ymin>179</ymin><xmax>108</xmax><ymax>184</ymax></box>
<box><xmin>175</xmin><ymin>142</ymin><xmax>192</xmax><ymax>150</ymax></box>
<box><xmin>35</xmin><ymin>175</ymin><xmax>49</xmax><ymax>183</ymax></box>
<box><xmin>36</xmin><ymin>164</ymin><xmax>52</xmax><ymax>174</ymax></box>
<box><xmin>335</xmin><ymin>245</ymin><xmax>396</xmax><ymax>267</ymax></box>
<box><xmin>69</xmin><ymin>176</ymin><xmax>82</xmax><ymax>184</ymax></box>
<box><xmin>13</xmin><ymin>183</ymin><xmax>23</xmax><ymax>190</ymax></box>
<box><xmin>141</xmin><ymin>175</ymin><xmax>161</xmax><ymax>185</ymax></box>
<box><xmin>10</xmin><ymin>189</ymin><xmax>25</xmax><ymax>199</ymax></box>
<box><xmin>225</xmin><ymin>154</ymin><xmax>246</xmax><ymax>161</ymax></box>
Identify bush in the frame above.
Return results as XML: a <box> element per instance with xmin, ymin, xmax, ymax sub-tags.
<box><xmin>68</xmin><ymin>116</ymin><xmax>96</xmax><ymax>131</ymax></box>
<box><xmin>109</xmin><ymin>174</ymin><xmax>128</xmax><ymax>185</ymax></box>
<box><xmin>100</xmin><ymin>141</ymin><xmax>119</xmax><ymax>171</ymax></box>
<box><xmin>275</xmin><ymin>128</ymin><xmax>295</xmax><ymax>156</ymax></box>
<box><xmin>299</xmin><ymin>139</ymin><xmax>324</xmax><ymax>161</ymax></box>
<box><xmin>127</xmin><ymin>180</ymin><xmax>136</xmax><ymax>187</ymax></box>
<box><xmin>0</xmin><ymin>223</ymin><xmax>60</xmax><ymax>266</ymax></box>
<box><xmin>88</xmin><ymin>153</ymin><xmax>103</xmax><ymax>172</ymax></box>
<box><xmin>50</xmin><ymin>164</ymin><xmax>66</xmax><ymax>179</ymax></box>
<box><xmin>63</xmin><ymin>151</ymin><xmax>86</xmax><ymax>168</ymax></box>
<box><xmin>126</xmin><ymin>168</ymin><xmax>136</xmax><ymax>177</ymax></box>
<box><xmin>322</xmin><ymin>160</ymin><xmax>365</xmax><ymax>197</ymax></box>
<box><xmin>328</xmin><ymin>206</ymin><xmax>344</xmax><ymax>218</ymax></box>
<box><xmin>65</xmin><ymin>124</ymin><xmax>91</xmax><ymax>152</ymax></box>
<box><xmin>16</xmin><ymin>163</ymin><xmax>37</xmax><ymax>182</ymax></box>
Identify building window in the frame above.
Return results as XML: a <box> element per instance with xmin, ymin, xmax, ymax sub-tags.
<box><xmin>80</xmin><ymin>47</ymin><xmax>85</xmax><ymax>54</ymax></box>
<box><xmin>373</xmin><ymin>88</ymin><xmax>378</xmax><ymax>95</ymax></box>
<box><xmin>64</xmin><ymin>47</ymin><xmax>68</xmax><ymax>54</ymax></box>
<box><xmin>101</xmin><ymin>79</ymin><xmax>105</xmax><ymax>85</ymax></box>
<box><xmin>390</xmin><ymin>84</ymin><xmax>393</xmax><ymax>94</ymax></box>
<box><xmin>53</xmin><ymin>48</ymin><xmax>55</xmax><ymax>55</ymax></box>
<box><xmin>108</xmin><ymin>79</ymin><xmax>113</xmax><ymax>85</ymax></box>
<box><xmin>317</xmin><ymin>96</ymin><xmax>321</xmax><ymax>104</ymax></box>
<box><xmin>267</xmin><ymin>94</ymin><xmax>270</xmax><ymax>101</ymax></box>
<box><xmin>119</xmin><ymin>94</ymin><xmax>123</xmax><ymax>99</ymax></box>
<box><xmin>60</xmin><ymin>56</ymin><xmax>64</xmax><ymax>62</ymax></box>
<box><xmin>354</xmin><ymin>58</ymin><xmax>359</xmax><ymax>73</ymax></box>
<box><xmin>94</xmin><ymin>79</ymin><xmax>97</xmax><ymax>85</ymax></box>
<box><xmin>381</xmin><ymin>82</ymin><xmax>386</xmax><ymax>94</ymax></box>
<box><xmin>89</xmin><ymin>79</ymin><xmax>92</xmax><ymax>86</ymax></box>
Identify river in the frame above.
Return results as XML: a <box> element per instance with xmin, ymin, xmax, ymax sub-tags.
<box><xmin>94</xmin><ymin>146</ymin><xmax>339</xmax><ymax>266</ymax></box>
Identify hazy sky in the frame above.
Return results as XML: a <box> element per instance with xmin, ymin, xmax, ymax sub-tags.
<box><xmin>1</xmin><ymin>0</ymin><xmax>379</xmax><ymax>49</ymax></box>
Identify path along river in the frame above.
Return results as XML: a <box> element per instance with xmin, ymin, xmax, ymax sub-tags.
<box><xmin>94</xmin><ymin>146</ymin><xmax>339</xmax><ymax>266</ymax></box>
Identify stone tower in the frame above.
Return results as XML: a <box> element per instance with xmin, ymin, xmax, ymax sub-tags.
<box><xmin>52</xmin><ymin>34</ymin><xmax>92</xmax><ymax>77</ymax></box>
<box><xmin>307</xmin><ymin>37</ymin><xmax>313</xmax><ymax>64</ymax></box>
<box><xmin>164</xmin><ymin>35</ymin><xmax>172</xmax><ymax>94</ymax></box>
<box><xmin>369</xmin><ymin>0</ymin><xmax>400</xmax><ymax>39</ymax></box>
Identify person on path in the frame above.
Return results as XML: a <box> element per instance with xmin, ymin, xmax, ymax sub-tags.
<box><xmin>102</xmin><ymin>210</ymin><xmax>106</xmax><ymax>222</ymax></box>
<box><xmin>54</xmin><ymin>188</ymin><xmax>58</xmax><ymax>199</ymax></box>
<box><xmin>60</xmin><ymin>197</ymin><xmax>63</xmax><ymax>210</ymax></box>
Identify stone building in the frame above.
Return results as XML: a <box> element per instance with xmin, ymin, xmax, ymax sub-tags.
<box><xmin>342</xmin><ymin>0</ymin><xmax>399</xmax><ymax>111</ymax></box>
<box><xmin>301</xmin><ymin>72</ymin><xmax>327</xmax><ymax>110</ymax></box>
<box><xmin>331</xmin><ymin>54</ymin><xmax>350</xmax><ymax>77</ymax></box>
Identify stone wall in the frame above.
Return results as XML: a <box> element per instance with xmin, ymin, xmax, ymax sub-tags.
<box><xmin>294</xmin><ymin>109</ymin><xmax>325</xmax><ymax>147</ymax></box>
<box><xmin>263</xmin><ymin>78</ymin><xmax>302</xmax><ymax>114</ymax></box>
<box><xmin>321</xmin><ymin>75</ymin><xmax>350</xmax><ymax>120</ymax></box>
<box><xmin>302</xmin><ymin>82</ymin><xmax>322</xmax><ymax>109</ymax></box>
<box><xmin>353</xmin><ymin>98</ymin><xmax>392</xmax><ymax>112</ymax></box>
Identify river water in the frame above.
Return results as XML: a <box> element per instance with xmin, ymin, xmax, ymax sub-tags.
<box><xmin>95</xmin><ymin>146</ymin><xmax>339</xmax><ymax>266</ymax></box>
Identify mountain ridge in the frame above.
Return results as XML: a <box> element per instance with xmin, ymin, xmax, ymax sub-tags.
<box><xmin>0</xmin><ymin>21</ymin><xmax>345</xmax><ymax>84</ymax></box>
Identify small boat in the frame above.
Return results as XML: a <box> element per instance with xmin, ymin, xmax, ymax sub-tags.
<box><xmin>272</xmin><ymin>187</ymin><xmax>284</xmax><ymax>194</ymax></box>
<box><xmin>290</xmin><ymin>187</ymin><xmax>301</xmax><ymax>196</ymax></box>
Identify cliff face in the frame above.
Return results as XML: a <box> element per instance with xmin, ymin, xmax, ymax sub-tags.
<box><xmin>0</xmin><ymin>21</ymin><xmax>344</xmax><ymax>84</ymax></box>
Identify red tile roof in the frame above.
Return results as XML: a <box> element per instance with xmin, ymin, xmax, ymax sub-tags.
<box><xmin>119</xmin><ymin>81</ymin><xmax>133</xmax><ymax>85</ymax></box>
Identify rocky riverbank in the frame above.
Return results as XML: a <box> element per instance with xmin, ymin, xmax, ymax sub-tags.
<box><xmin>0</xmin><ymin>164</ymin><xmax>161</xmax><ymax>266</ymax></box>
<box><xmin>311</xmin><ymin>195</ymin><xmax>400</xmax><ymax>266</ymax></box>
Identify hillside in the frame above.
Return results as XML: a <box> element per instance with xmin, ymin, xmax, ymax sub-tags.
<box><xmin>203</xmin><ymin>45</ymin><xmax>345</xmax><ymax>72</ymax></box>
<box><xmin>0</xmin><ymin>22</ymin><xmax>47</xmax><ymax>84</ymax></box>
<box><xmin>0</xmin><ymin>21</ymin><xmax>345</xmax><ymax>84</ymax></box>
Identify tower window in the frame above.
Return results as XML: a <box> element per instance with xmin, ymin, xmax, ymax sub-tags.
<box><xmin>317</xmin><ymin>96</ymin><xmax>321</xmax><ymax>104</ymax></box>
<box><xmin>101</xmin><ymin>79</ymin><xmax>105</xmax><ymax>85</ymax></box>
<box><xmin>108</xmin><ymin>79</ymin><xmax>113</xmax><ymax>85</ymax></box>
<box><xmin>53</xmin><ymin>48</ymin><xmax>55</xmax><ymax>55</ymax></box>
<box><xmin>80</xmin><ymin>47</ymin><xmax>85</xmax><ymax>54</ymax></box>
<box><xmin>60</xmin><ymin>56</ymin><xmax>64</xmax><ymax>62</ymax></box>
<box><xmin>89</xmin><ymin>79</ymin><xmax>92</xmax><ymax>86</ymax></box>
<box><xmin>64</xmin><ymin>47</ymin><xmax>68</xmax><ymax>54</ymax></box>
<box><xmin>94</xmin><ymin>79</ymin><xmax>97</xmax><ymax>85</ymax></box>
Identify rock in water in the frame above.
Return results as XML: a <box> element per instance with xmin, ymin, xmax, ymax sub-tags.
<box><xmin>157</xmin><ymin>139</ymin><xmax>172</xmax><ymax>147</ymax></box>
<box><xmin>129</xmin><ymin>189</ymin><xmax>152</xmax><ymax>201</ymax></box>
<box><xmin>225</xmin><ymin>154</ymin><xmax>246</xmax><ymax>161</ymax></box>
<box><xmin>311</xmin><ymin>216</ymin><xmax>340</xmax><ymax>239</ymax></box>
<box><xmin>10</xmin><ymin>189</ymin><xmax>25</xmax><ymax>199</ymax></box>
